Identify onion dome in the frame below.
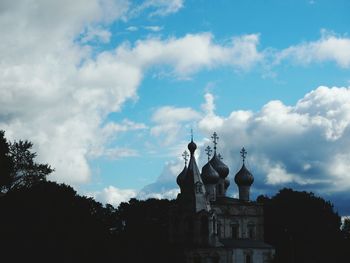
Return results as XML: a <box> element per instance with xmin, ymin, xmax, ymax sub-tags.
<box><xmin>176</xmin><ymin>165</ymin><xmax>187</xmax><ymax>188</ymax></box>
<box><xmin>234</xmin><ymin>163</ymin><xmax>254</xmax><ymax>186</ymax></box>
<box><xmin>224</xmin><ymin>178</ymin><xmax>230</xmax><ymax>189</ymax></box>
<box><xmin>201</xmin><ymin>162</ymin><xmax>220</xmax><ymax>185</ymax></box>
<box><xmin>210</xmin><ymin>153</ymin><xmax>229</xmax><ymax>178</ymax></box>
<box><xmin>188</xmin><ymin>139</ymin><xmax>197</xmax><ymax>154</ymax></box>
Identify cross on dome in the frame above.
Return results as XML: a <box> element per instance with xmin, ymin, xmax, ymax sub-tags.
<box><xmin>240</xmin><ymin>147</ymin><xmax>247</xmax><ymax>163</ymax></box>
<box><xmin>211</xmin><ymin>132</ymin><xmax>219</xmax><ymax>153</ymax></box>
<box><xmin>205</xmin><ymin>146</ymin><xmax>212</xmax><ymax>161</ymax></box>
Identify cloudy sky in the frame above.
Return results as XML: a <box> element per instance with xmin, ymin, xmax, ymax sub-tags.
<box><xmin>1</xmin><ymin>0</ymin><xmax>350</xmax><ymax>215</ymax></box>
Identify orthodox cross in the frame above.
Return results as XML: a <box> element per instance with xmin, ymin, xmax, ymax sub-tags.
<box><xmin>190</xmin><ymin>128</ymin><xmax>194</xmax><ymax>141</ymax></box>
<box><xmin>205</xmin><ymin>146</ymin><xmax>212</xmax><ymax>161</ymax></box>
<box><xmin>182</xmin><ymin>150</ymin><xmax>189</xmax><ymax>166</ymax></box>
<box><xmin>240</xmin><ymin>147</ymin><xmax>247</xmax><ymax>163</ymax></box>
<box><xmin>211</xmin><ymin>132</ymin><xmax>219</xmax><ymax>153</ymax></box>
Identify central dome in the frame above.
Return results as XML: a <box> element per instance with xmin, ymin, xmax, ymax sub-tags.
<box><xmin>201</xmin><ymin>162</ymin><xmax>220</xmax><ymax>185</ymax></box>
<box><xmin>210</xmin><ymin>153</ymin><xmax>229</xmax><ymax>178</ymax></box>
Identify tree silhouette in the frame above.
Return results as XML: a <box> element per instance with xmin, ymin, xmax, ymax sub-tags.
<box><xmin>0</xmin><ymin>181</ymin><xmax>118</xmax><ymax>263</ymax></box>
<box><xmin>0</xmin><ymin>131</ymin><xmax>13</xmax><ymax>192</ymax></box>
<box><xmin>0</xmin><ymin>131</ymin><xmax>53</xmax><ymax>193</ymax></box>
<box><xmin>258</xmin><ymin>188</ymin><xmax>347</xmax><ymax>263</ymax></box>
<box><xmin>342</xmin><ymin>217</ymin><xmax>350</xmax><ymax>239</ymax></box>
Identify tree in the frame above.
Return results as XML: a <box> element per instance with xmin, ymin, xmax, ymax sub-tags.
<box><xmin>0</xmin><ymin>181</ymin><xmax>118</xmax><ymax>263</ymax></box>
<box><xmin>0</xmin><ymin>130</ymin><xmax>53</xmax><ymax>192</ymax></box>
<box><xmin>0</xmin><ymin>131</ymin><xmax>14</xmax><ymax>192</ymax></box>
<box><xmin>258</xmin><ymin>188</ymin><xmax>346</xmax><ymax>263</ymax></box>
<box><xmin>342</xmin><ymin>217</ymin><xmax>350</xmax><ymax>239</ymax></box>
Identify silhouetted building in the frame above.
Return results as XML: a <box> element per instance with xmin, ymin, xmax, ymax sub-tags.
<box><xmin>170</xmin><ymin>132</ymin><xmax>275</xmax><ymax>263</ymax></box>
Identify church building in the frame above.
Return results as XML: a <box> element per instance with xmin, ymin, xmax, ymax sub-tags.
<box><xmin>170</xmin><ymin>132</ymin><xmax>275</xmax><ymax>263</ymax></box>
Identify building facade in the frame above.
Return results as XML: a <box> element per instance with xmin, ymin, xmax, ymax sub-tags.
<box><xmin>170</xmin><ymin>133</ymin><xmax>275</xmax><ymax>263</ymax></box>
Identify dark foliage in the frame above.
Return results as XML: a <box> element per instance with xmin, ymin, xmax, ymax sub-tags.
<box><xmin>0</xmin><ymin>130</ymin><xmax>13</xmax><ymax>192</ymax></box>
<box><xmin>116</xmin><ymin>198</ymin><xmax>181</xmax><ymax>263</ymax></box>
<box><xmin>258</xmin><ymin>188</ymin><xmax>350</xmax><ymax>263</ymax></box>
<box><xmin>0</xmin><ymin>181</ymin><xmax>117</xmax><ymax>263</ymax></box>
<box><xmin>0</xmin><ymin>131</ymin><xmax>53</xmax><ymax>192</ymax></box>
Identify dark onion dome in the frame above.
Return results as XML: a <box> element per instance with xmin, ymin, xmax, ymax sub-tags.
<box><xmin>234</xmin><ymin>164</ymin><xmax>254</xmax><ymax>186</ymax></box>
<box><xmin>224</xmin><ymin>178</ymin><xmax>230</xmax><ymax>189</ymax></box>
<box><xmin>188</xmin><ymin>139</ymin><xmax>197</xmax><ymax>154</ymax></box>
<box><xmin>201</xmin><ymin>162</ymin><xmax>219</xmax><ymax>185</ymax></box>
<box><xmin>176</xmin><ymin>165</ymin><xmax>187</xmax><ymax>188</ymax></box>
<box><xmin>210</xmin><ymin>153</ymin><xmax>229</xmax><ymax>178</ymax></box>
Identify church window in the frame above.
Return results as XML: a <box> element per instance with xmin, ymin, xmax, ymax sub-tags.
<box><xmin>195</xmin><ymin>182</ymin><xmax>203</xmax><ymax>193</ymax></box>
<box><xmin>212</xmin><ymin>217</ymin><xmax>216</xmax><ymax>234</ymax></box>
<box><xmin>231</xmin><ymin>223</ymin><xmax>239</xmax><ymax>239</ymax></box>
<box><xmin>246</xmin><ymin>254</ymin><xmax>252</xmax><ymax>263</ymax></box>
<box><xmin>217</xmin><ymin>223</ymin><xmax>222</xmax><ymax>238</ymax></box>
<box><xmin>247</xmin><ymin>223</ymin><xmax>255</xmax><ymax>239</ymax></box>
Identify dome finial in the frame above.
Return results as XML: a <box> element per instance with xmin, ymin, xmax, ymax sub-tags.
<box><xmin>182</xmin><ymin>150</ymin><xmax>189</xmax><ymax>166</ymax></box>
<box><xmin>188</xmin><ymin>129</ymin><xmax>197</xmax><ymax>154</ymax></box>
<box><xmin>211</xmin><ymin>132</ymin><xmax>219</xmax><ymax>153</ymax></box>
<box><xmin>240</xmin><ymin>147</ymin><xmax>247</xmax><ymax>164</ymax></box>
<box><xmin>205</xmin><ymin>146</ymin><xmax>212</xmax><ymax>161</ymax></box>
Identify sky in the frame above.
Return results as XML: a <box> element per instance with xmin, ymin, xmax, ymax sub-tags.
<box><xmin>1</xmin><ymin>0</ymin><xmax>350</xmax><ymax>215</ymax></box>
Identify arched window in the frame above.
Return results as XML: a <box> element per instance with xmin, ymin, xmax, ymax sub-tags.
<box><xmin>217</xmin><ymin>222</ymin><xmax>222</xmax><ymax>238</ymax></box>
<box><xmin>246</xmin><ymin>254</ymin><xmax>252</xmax><ymax>263</ymax></box>
<box><xmin>195</xmin><ymin>182</ymin><xmax>203</xmax><ymax>193</ymax></box>
<box><xmin>247</xmin><ymin>223</ymin><xmax>255</xmax><ymax>239</ymax></box>
<box><xmin>212</xmin><ymin>217</ymin><xmax>217</xmax><ymax>234</ymax></box>
<box><xmin>231</xmin><ymin>223</ymin><xmax>239</xmax><ymax>239</ymax></box>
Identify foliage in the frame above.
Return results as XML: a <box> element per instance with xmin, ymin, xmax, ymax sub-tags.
<box><xmin>258</xmin><ymin>188</ymin><xmax>347</xmax><ymax>263</ymax></box>
<box><xmin>342</xmin><ymin>217</ymin><xmax>350</xmax><ymax>239</ymax></box>
<box><xmin>0</xmin><ymin>130</ymin><xmax>13</xmax><ymax>192</ymax></box>
<box><xmin>116</xmin><ymin>198</ymin><xmax>178</xmax><ymax>263</ymax></box>
<box><xmin>0</xmin><ymin>181</ymin><xmax>117</xmax><ymax>262</ymax></box>
<box><xmin>0</xmin><ymin>131</ymin><xmax>53</xmax><ymax>192</ymax></box>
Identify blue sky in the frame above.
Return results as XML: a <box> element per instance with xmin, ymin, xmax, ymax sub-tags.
<box><xmin>1</xmin><ymin>0</ymin><xmax>350</xmax><ymax>215</ymax></box>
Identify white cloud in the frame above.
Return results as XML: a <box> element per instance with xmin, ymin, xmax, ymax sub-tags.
<box><xmin>143</xmin><ymin>25</ymin><xmax>163</xmax><ymax>32</ymax></box>
<box><xmin>92</xmin><ymin>186</ymin><xmax>137</xmax><ymax>206</ymax></box>
<box><xmin>0</xmin><ymin>0</ymin><xmax>262</xmax><ymax>187</ymax></box>
<box><xmin>130</xmin><ymin>0</ymin><xmax>184</xmax><ymax>17</ymax></box>
<box><xmin>80</xmin><ymin>26</ymin><xmax>112</xmax><ymax>43</ymax></box>
<box><xmin>126</xmin><ymin>26</ymin><xmax>138</xmax><ymax>32</ymax></box>
<box><xmin>150</xmin><ymin>106</ymin><xmax>201</xmax><ymax>145</ymax></box>
<box><xmin>145</xmin><ymin>87</ymin><xmax>350</xmax><ymax>203</ymax></box>
<box><xmin>276</xmin><ymin>30</ymin><xmax>350</xmax><ymax>68</ymax></box>
<box><xmin>0</xmin><ymin>0</ymin><xmax>135</xmax><ymax>184</ymax></box>
<box><xmin>152</xmin><ymin>106</ymin><xmax>200</xmax><ymax>124</ymax></box>
<box><xmin>115</xmin><ymin>33</ymin><xmax>263</xmax><ymax>77</ymax></box>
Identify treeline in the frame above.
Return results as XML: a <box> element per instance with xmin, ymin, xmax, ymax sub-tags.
<box><xmin>0</xmin><ymin>131</ymin><xmax>349</xmax><ymax>263</ymax></box>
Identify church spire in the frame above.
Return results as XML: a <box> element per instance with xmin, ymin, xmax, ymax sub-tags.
<box><xmin>182</xmin><ymin>134</ymin><xmax>210</xmax><ymax>212</ymax></box>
